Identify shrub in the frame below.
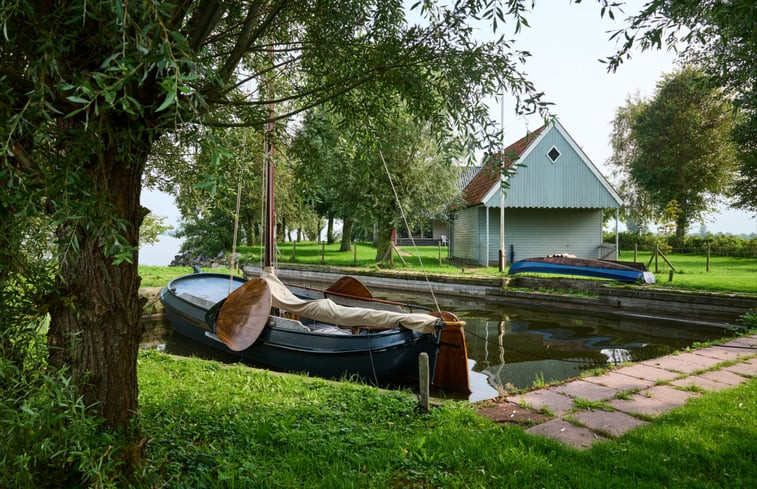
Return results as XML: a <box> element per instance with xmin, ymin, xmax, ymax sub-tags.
<box><xmin>0</xmin><ymin>332</ymin><xmax>125</xmax><ymax>489</ymax></box>
<box><xmin>739</xmin><ymin>310</ymin><xmax>757</xmax><ymax>330</ymax></box>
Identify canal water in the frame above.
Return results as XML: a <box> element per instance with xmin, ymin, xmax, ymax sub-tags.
<box><xmin>374</xmin><ymin>291</ymin><xmax>730</xmax><ymax>401</ymax></box>
<box><xmin>161</xmin><ymin>290</ymin><xmax>731</xmax><ymax>402</ymax></box>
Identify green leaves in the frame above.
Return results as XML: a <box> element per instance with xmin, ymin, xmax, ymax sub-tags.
<box><xmin>612</xmin><ymin>68</ymin><xmax>737</xmax><ymax>237</ymax></box>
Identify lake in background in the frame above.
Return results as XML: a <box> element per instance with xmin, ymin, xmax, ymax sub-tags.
<box><xmin>140</xmin><ymin>235</ymin><xmax>184</xmax><ymax>266</ymax></box>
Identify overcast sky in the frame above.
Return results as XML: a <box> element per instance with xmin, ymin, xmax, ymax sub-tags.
<box><xmin>142</xmin><ymin>1</ymin><xmax>757</xmax><ymax>237</ymax></box>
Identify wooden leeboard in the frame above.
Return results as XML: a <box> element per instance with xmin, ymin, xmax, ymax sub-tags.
<box><xmin>215</xmin><ymin>278</ymin><xmax>271</xmax><ymax>351</ymax></box>
<box><xmin>326</xmin><ymin>276</ymin><xmax>373</xmax><ymax>299</ymax></box>
<box><xmin>431</xmin><ymin>312</ymin><xmax>471</xmax><ymax>393</ymax></box>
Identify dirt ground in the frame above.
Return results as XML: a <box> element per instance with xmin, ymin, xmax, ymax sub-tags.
<box><xmin>476</xmin><ymin>399</ymin><xmax>551</xmax><ymax>426</ymax></box>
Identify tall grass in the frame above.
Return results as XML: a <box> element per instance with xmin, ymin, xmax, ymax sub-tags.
<box><xmin>136</xmin><ymin>352</ymin><xmax>757</xmax><ymax>488</ymax></box>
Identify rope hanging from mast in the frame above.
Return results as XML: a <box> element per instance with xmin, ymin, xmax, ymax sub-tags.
<box><xmin>378</xmin><ymin>148</ymin><xmax>442</xmax><ymax>315</ymax></box>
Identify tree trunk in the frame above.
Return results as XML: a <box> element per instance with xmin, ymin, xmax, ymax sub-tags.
<box><xmin>375</xmin><ymin>226</ymin><xmax>394</xmax><ymax>264</ymax></box>
<box><xmin>326</xmin><ymin>215</ymin><xmax>334</xmax><ymax>244</ymax></box>
<box><xmin>47</xmin><ymin>138</ymin><xmax>147</xmax><ymax>431</ymax></box>
<box><xmin>242</xmin><ymin>211</ymin><xmax>256</xmax><ymax>246</ymax></box>
<box><xmin>277</xmin><ymin>216</ymin><xmax>286</xmax><ymax>242</ymax></box>
<box><xmin>675</xmin><ymin>215</ymin><xmax>688</xmax><ymax>239</ymax></box>
<box><xmin>339</xmin><ymin>217</ymin><xmax>353</xmax><ymax>252</ymax></box>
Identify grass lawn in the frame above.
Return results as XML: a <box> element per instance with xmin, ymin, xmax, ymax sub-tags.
<box><xmin>137</xmin><ymin>351</ymin><xmax>757</xmax><ymax>488</ymax></box>
<box><xmin>618</xmin><ymin>250</ymin><xmax>757</xmax><ymax>294</ymax></box>
<box><xmin>148</xmin><ymin>242</ymin><xmax>756</xmax><ymax>294</ymax></box>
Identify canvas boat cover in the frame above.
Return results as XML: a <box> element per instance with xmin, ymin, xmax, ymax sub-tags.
<box><xmin>261</xmin><ymin>271</ymin><xmax>440</xmax><ymax>333</ymax></box>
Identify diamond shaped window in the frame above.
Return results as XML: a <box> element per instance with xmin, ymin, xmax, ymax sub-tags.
<box><xmin>547</xmin><ymin>146</ymin><xmax>561</xmax><ymax>163</ymax></box>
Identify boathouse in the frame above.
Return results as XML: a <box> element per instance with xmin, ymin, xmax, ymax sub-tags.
<box><xmin>450</xmin><ymin>119</ymin><xmax>622</xmax><ymax>265</ymax></box>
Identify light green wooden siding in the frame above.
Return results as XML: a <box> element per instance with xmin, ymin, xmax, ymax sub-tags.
<box><xmin>450</xmin><ymin>206</ymin><xmax>480</xmax><ymax>262</ymax></box>
<box><xmin>486</xmin><ymin>127</ymin><xmax>620</xmax><ymax>208</ymax></box>
<box><xmin>484</xmin><ymin>208</ymin><xmax>603</xmax><ymax>264</ymax></box>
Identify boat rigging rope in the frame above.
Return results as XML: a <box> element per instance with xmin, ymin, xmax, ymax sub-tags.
<box><xmin>367</xmin><ymin>331</ymin><xmax>379</xmax><ymax>385</ymax></box>
<box><xmin>259</xmin><ymin>135</ymin><xmax>267</xmax><ymax>271</ymax></box>
<box><xmin>229</xmin><ymin>179</ymin><xmax>243</xmax><ymax>294</ymax></box>
<box><xmin>378</xmin><ymin>148</ymin><xmax>442</xmax><ymax>315</ymax></box>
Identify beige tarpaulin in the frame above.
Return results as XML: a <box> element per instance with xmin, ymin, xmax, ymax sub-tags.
<box><xmin>260</xmin><ymin>271</ymin><xmax>439</xmax><ymax>333</ymax></box>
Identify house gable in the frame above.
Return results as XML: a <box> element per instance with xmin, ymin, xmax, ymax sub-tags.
<box><xmin>475</xmin><ymin>120</ymin><xmax>622</xmax><ymax>209</ymax></box>
<box><xmin>462</xmin><ymin>126</ymin><xmax>545</xmax><ymax>205</ymax></box>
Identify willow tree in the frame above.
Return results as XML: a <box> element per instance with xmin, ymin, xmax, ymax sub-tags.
<box><xmin>620</xmin><ymin>68</ymin><xmax>737</xmax><ymax>237</ymax></box>
<box><xmin>1</xmin><ymin>0</ymin><xmax>548</xmax><ymax>435</ymax></box>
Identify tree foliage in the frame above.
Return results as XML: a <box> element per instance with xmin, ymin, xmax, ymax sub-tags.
<box><xmin>139</xmin><ymin>213</ymin><xmax>172</xmax><ymax>245</ymax></box>
<box><xmin>0</xmin><ymin>0</ymin><xmax>550</xmax><ymax>446</ymax></box>
<box><xmin>608</xmin><ymin>93</ymin><xmax>655</xmax><ymax>234</ymax></box>
<box><xmin>292</xmin><ymin>102</ymin><xmax>460</xmax><ymax>262</ymax></box>
<box><xmin>595</xmin><ymin>0</ymin><xmax>757</xmax><ymax>211</ymax></box>
<box><xmin>611</xmin><ymin>68</ymin><xmax>737</xmax><ymax>237</ymax></box>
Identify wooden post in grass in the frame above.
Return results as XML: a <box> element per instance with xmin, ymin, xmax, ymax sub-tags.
<box><xmin>654</xmin><ymin>245</ymin><xmax>660</xmax><ymax>273</ymax></box>
<box><xmin>321</xmin><ymin>240</ymin><xmax>325</xmax><ymax>265</ymax></box>
<box><xmin>668</xmin><ymin>270</ymin><xmax>674</xmax><ymax>282</ymax></box>
<box><xmin>706</xmin><ymin>244</ymin><xmax>711</xmax><ymax>272</ymax></box>
<box><xmin>292</xmin><ymin>240</ymin><xmax>296</xmax><ymax>261</ymax></box>
<box><xmin>353</xmin><ymin>240</ymin><xmax>357</xmax><ymax>265</ymax></box>
<box><xmin>418</xmin><ymin>352</ymin><xmax>430</xmax><ymax>414</ymax></box>
<box><xmin>438</xmin><ymin>240</ymin><xmax>442</xmax><ymax>266</ymax></box>
<box><xmin>634</xmin><ymin>243</ymin><xmax>638</xmax><ymax>263</ymax></box>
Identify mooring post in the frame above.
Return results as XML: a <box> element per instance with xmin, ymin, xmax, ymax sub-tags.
<box><xmin>418</xmin><ymin>352</ymin><xmax>430</xmax><ymax>414</ymax></box>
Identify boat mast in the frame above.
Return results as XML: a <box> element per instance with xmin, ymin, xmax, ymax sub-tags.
<box><xmin>263</xmin><ymin>46</ymin><xmax>275</xmax><ymax>274</ymax></box>
<box><xmin>499</xmin><ymin>90</ymin><xmax>506</xmax><ymax>272</ymax></box>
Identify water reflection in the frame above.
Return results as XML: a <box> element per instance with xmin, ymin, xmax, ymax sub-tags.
<box><xmin>456</xmin><ymin>305</ymin><xmax>726</xmax><ymax>400</ymax></box>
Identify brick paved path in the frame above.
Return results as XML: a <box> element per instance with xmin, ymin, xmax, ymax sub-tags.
<box><xmin>498</xmin><ymin>335</ymin><xmax>757</xmax><ymax>449</ymax></box>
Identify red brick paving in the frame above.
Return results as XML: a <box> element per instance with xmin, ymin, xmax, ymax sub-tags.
<box><xmin>525</xmin><ymin>419</ymin><xmax>605</xmax><ymax>449</ymax></box>
<box><xmin>614</xmin><ymin>363</ymin><xmax>679</xmax><ymax>382</ymax></box>
<box><xmin>571</xmin><ymin>409</ymin><xmax>648</xmax><ymax>438</ymax></box>
<box><xmin>695</xmin><ymin>345</ymin><xmax>749</xmax><ymax>362</ymax></box>
<box><xmin>699</xmin><ymin>368</ymin><xmax>750</xmax><ymax>386</ymax></box>
<box><xmin>505</xmin><ymin>389</ymin><xmax>574</xmax><ymax>416</ymax></box>
<box><xmin>646</xmin><ymin>351</ymin><xmax>722</xmax><ymax>372</ymax></box>
<box><xmin>552</xmin><ymin>379</ymin><xmax>618</xmax><ymax>402</ymax></box>
<box><xmin>483</xmin><ymin>334</ymin><xmax>756</xmax><ymax>450</ymax></box>
<box><xmin>670</xmin><ymin>375</ymin><xmax>730</xmax><ymax>392</ymax></box>
<box><xmin>724</xmin><ymin>358</ymin><xmax>756</xmax><ymax>377</ymax></box>
<box><xmin>608</xmin><ymin>385</ymin><xmax>700</xmax><ymax>417</ymax></box>
<box><xmin>582</xmin><ymin>371</ymin><xmax>655</xmax><ymax>392</ymax></box>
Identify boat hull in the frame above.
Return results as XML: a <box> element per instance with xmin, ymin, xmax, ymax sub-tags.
<box><xmin>160</xmin><ymin>273</ymin><xmax>440</xmax><ymax>385</ymax></box>
<box><xmin>509</xmin><ymin>257</ymin><xmax>656</xmax><ymax>284</ymax></box>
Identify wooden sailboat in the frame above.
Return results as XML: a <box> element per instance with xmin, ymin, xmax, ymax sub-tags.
<box><xmin>160</xmin><ymin>103</ymin><xmax>470</xmax><ymax>391</ymax></box>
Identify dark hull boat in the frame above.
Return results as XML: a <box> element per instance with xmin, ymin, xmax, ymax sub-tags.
<box><xmin>160</xmin><ymin>271</ymin><xmax>469</xmax><ymax>389</ymax></box>
<box><xmin>509</xmin><ymin>256</ymin><xmax>656</xmax><ymax>284</ymax></box>
<box><xmin>160</xmin><ymin>90</ymin><xmax>469</xmax><ymax>392</ymax></box>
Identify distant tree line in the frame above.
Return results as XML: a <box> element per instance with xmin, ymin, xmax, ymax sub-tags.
<box><xmin>605</xmin><ymin>232</ymin><xmax>757</xmax><ymax>257</ymax></box>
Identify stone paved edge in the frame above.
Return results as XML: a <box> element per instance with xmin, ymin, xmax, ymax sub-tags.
<box><xmin>489</xmin><ymin>334</ymin><xmax>757</xmax><ymax>450</ymax></box>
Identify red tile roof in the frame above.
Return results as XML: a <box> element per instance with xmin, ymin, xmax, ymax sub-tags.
<box><xmin>462</xmin><ymin>125</ymin><xmax>545</xmax><ymax>205</ymax></box>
